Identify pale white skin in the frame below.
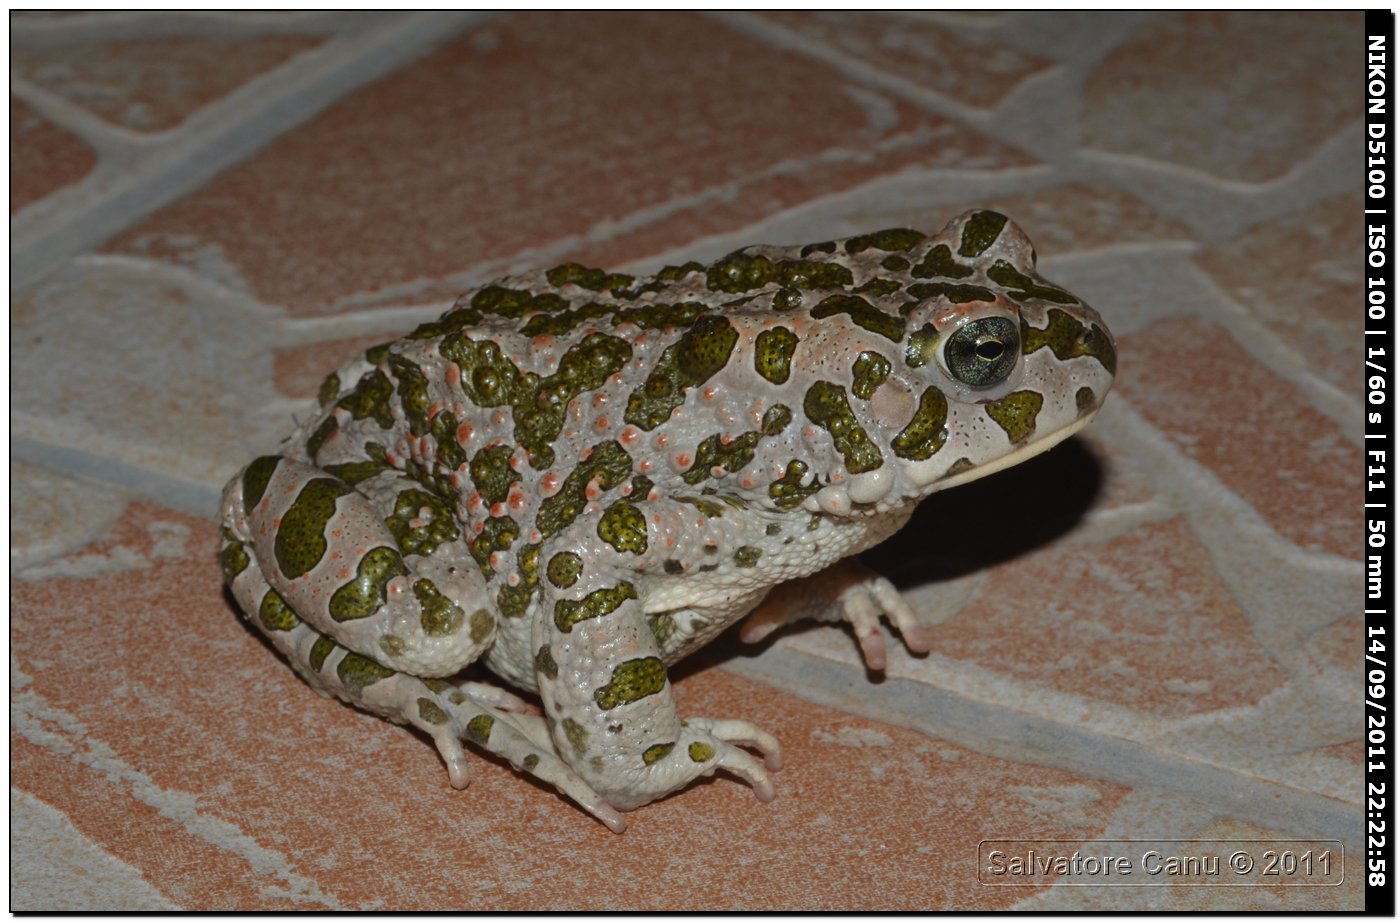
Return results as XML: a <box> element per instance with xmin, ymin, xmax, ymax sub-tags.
<box><xmin>220</xmin><ymin>211</ymin><xmax>1115</xmax><ymax>832</ymax></box>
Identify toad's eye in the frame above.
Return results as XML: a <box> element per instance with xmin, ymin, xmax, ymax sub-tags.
<box><xmin>943</xmin><ymin>316</ymin><xmax>1019</xmax><ymax>387</ymax></box>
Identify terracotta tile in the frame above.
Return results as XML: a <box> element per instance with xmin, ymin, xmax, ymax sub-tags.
<box><xmin>923</xmin><ymin>518</ymin><xmax>1289</xmax><ymax>718</ymax></box>
<box><xmin>851</xmin><ymin>184</ymin><xmax>1194</xmax><ymax>257</ymax></box>
<box><xmin>560</xmin><ymin>115</ymin><xmax>1032</xmax><ymax>273</ymax></box>
<box><xmin>1082</xmin><ymin>12</ymin><xmax>1360</xmax><ymax>183</ymax></box>
<box><xmin>11</xmin><ymin>722</ymin><xmax>317</xmax><ymax>910</ymax></box>
<box><xmin>106</xmin><ymin>12</ymin><xmax>1030</xmax><ymax>316</ymax></box>
<box><xmin>10</xmin><ymin>96</ymin><xmax>97</xmax><ymax>212</ymax></box>
<box><xmin>12</xmin><ymin>501</ymin><xmax>1130</xmax><ymax>909</ymax></box>
<box><xmin>752</xmin><ymin>11</ymin><xmax>1053</xmax><ymax>110</ymax></box>
<box><xmin>12</xmin><ymin>35</ymin><xmax>325</xmax><ymax>133</ymax></box>
<box><xmin>1195</xmin><ymin>195</ymin><xmax>1363</xmax><ymax>397</ymax></box>
<box><xmin>1115</xmin><ymin>317</ymin><xmax>1359</xmax><ymax>558</ymax></box>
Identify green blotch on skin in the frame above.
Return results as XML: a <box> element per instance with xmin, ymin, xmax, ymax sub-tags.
<box><xmin>706</xmin><ymin>253</ymin><xmax>854</xmax><ymax>294</ymax></box>
<box><xmin>275</xmin><ymin>477</ymin><xmax>352</xmax><ymax>579</ymax></box>
<box><xmin>417</xmin><ymin>698</ymin><xmax>449</xmax><ymax>725</ymax></box>
<box><xmin>466</xmin><ymin>714</ymin><xmax>494</xmax><ymax>744</ymax></box>
<box><xmin>765</xmin><ymin>523</ymin><xmax>782</xmax><ymax>536</ymax></box>
<box><xmin>734</xmin><ymin>546</ymin><xmax>761</xmax><ymax>568</ymax></box>
<box><xmin>470</xmin><ymin>608</ymin><xmax>493</xmax><ymax>643</ymax></box>
<box><xmin>593</xmin><ymin>656</ymin><xmax>667</xmax><ymax>710</ymax></box>
<box><xmin>536</xmin><ymin>440</ymin><xmax>632</xmax><ymax>539</ymax></box>
<box><xmin>810</xmin><ymin>294</ymin><xmax>904</xmax><ymax>343</ymax></box>
<box><xmin>523</xmin><ymin>754</ymin><xmax>540</xmax><ymax>771</ymax></box>
<box><xmin>688</xmin><ymin>741</ymin><xmax>714</xmax><ymax>763</ymax></box>
<box><xmin>762</xmin><ymin>404</ymin><xmax>793</xmax><ymax>436</ymax></box>
<box><xmin>891</xmin><ymin>387</ymin><xmax>949</xmax><ymax>461</ymax></box>
<box><xmin>470</xmin><ymin>444</ymin><xmax>520</xmax><ymax>505</ymax></box>
<box><xmin>911</xmin><ymin>244</ymin><xmax>975</xmax><ymax>280</ymax></box>
<box><xmin>881</xmin><ymin>255</ymin><xmax>910</xmax><ymax>272</ymax></box>
<box><xmin>1021</xmin><ymin>309</ymin><xmax>1116</xmax><ymax>373</ymax></box>
<box><xmin>365</xmin><ymin>343</ymin><xmax>391</xmax><ymax>365</ymax></box>
<box><xmin>221</xmin><ymin>538</ymin><xmax>250</xmax><ymax>581</ymax></box>
<box><xmin>317</xmin><ymin>372</ymin><xmax>341</xmax><ymax>408</ymax></box>
<box><xmin>754</xmin><ymin>326</ymin><xmax>799</xmax><ymax>384</ymax></box>
<box><xmin>306</xmin><ymin>417</ymin><xmax>338</xmax><ymax>460</ymax></box>
<box><xmin>431</xmin><ymin>409</ymin><xmax>467</xmax><ymax>472</ymax></box>
<box><xmin>642</xmin><ymin>742</ymin><xmax>675</xmax><ymax>765</ymax></box>
<box><xmin>855</xmin><ymin>278</ymin><xmax>902</xmax><ymax>297</ymax></box>
<box><xmin>904</xmin><ymin>324</ymin><xmax>939</xmax><ymax>369</ymax></box>
<box><xmin>386</xmin><ymin>488</ymin><xmax>461</xmax><ymax>557</ymax></box>
<box><xmin>682</xmin><ymin>430</ymin><xmax>762</xmax><ymax>486</ymax></box>
<box><xmin>338</xmin><ymin>368</ymin><xmax>395</xmax><ymax>429</ymax></box>
<box><xmin>241</xmin><ymin>456</ymin><xmax>281</xmax><ymax>513</ymax></box>
<box><xmin>905</xmin><ymin>281</ymin><xmax>995</xmax><ymax>304</ymax></box>
<box><xmin>844</xmin><ymin>227</ymin><xmax>925</xmax><ymax>254</ymax></box>
<box><xmin>414</xmin><ymin>578</ymin><xmax>465</xmax><ymax>637</ymax></box>
<box><xmin>800</xmin><ymin>240</ymin><xmax>837</xmax><ymax>257</ymax></box>
<box><xmin>958</xmin><ymin>210</ymin><xmax>1009</xmax><ymax>257</ymax></box>
<box><xmin>380</xmin><ymin>635</ymin><xmax>405</xmax><ymax>657</ymax></box>
<box><xmin>423</xmin><ymin>677</ymin><xmax>451</xmax><ymax>694</ymax></box>
<box><xmin>610</xmin><ymin>301</ymin><xmax>708</xmax><ymax>331</ymax></box>
<box><xmin>649</xmin><ymin>613</ymin><xmax>677</xmax><ymax>646</ymax></box>
<box><xmin>803</xmin><ymin>381</ymin><xmax>884</xmax><ymax>474</ymax></box>
<box><xmin>470</xmin><ymin>285</ymin><xmax>567</xmax><ymax>319</ymax></box>
<box><xmin>985</xmin><ymin>390</ymin><xmax>1045</xmax><ymax>444</ymax></box>
<box><xmin>987</xmin><ymin>261</ymin><xmax>1079</xmax><ymax>305</ymax></box>
<box><xmin>329</xmin><ymin>546</ymin><xmax>408</xmax><ymax>621</ymax></box>
<box><xmin>944</xmin><ymin>457</ymin><xmax>976</xmax><ymax>479</ymax></box>
<box><xmin>677</xmin><ymin>495</ymin><xmax>725</xmax><ymax>518</ymax></box>
<box><xmin>337</xmin><ymin>652</ymin><xmax>396</xmax><ymax>694</ymax></box>
<box><xmin>850</xmin><ymin>351</ymin><xmax>892</xmax><ymax>400</ymax></box>
<box><xmin>545</xmin><ymin>262</ymin><xmax>635</xmax><ymax>292</ymax></box>
<box><xmin>408</xmin><ymin>305</ymin><xmax>484</xmax><ymax>340</ymax></box>
<box><xmin>497</xmin><ymin>583</ymin><xmax>533</xmax><ymax>619</ymax></box>
<box><xmin>309</xmin><ymin>635</ymin><xmax>335</xmax><ymax>672</ymax></box>
<box><xmin>258</xmin><ymin>588</ymin><xmax>298</xmax><ymax>631</ymax></box>
<box><xmin>561</xmin><ymin>718</ymin><xmax>589</xmax><ymax>756</ymax></box>
<box><xmin>469</xmin><ymin>516</ymin><xmax>520</xmax><ymax>577</ymax></box>
<box><xmin>388</xmin><ymin>355</ymin><xmax>431</xmax><ymax>436</ymax></box>
<box><xmin>760</xmin><ymin>287</ymin><xmax>796</xmax><ymax>312</ymax></box>
<box><xmin>323</xmin><ymin>459</ymin><xmax>384</xmax><ymax>486</ymax></box>
<box><xmin>1076</xmin><ymin>386</ymin><xmax>1097</xmax><ymax>413</ymax></box>
<box><xmin>663</xmin><ymin>559</ymin><xmax>684</xmax><ymax>575</ymax></box>
<box><xmin>554</xmin><ymin>581</ymin><xmax>638</xmax><ymax>633</ymax></box>
<box><xmin>769</xmin><ymin>459</ymin><xmax>821</xmax><ymax>509</ymax></box>
<box><xmin>547</xmin><ymin>551</ymin><xmax>583</xmax><ymax>588</ymax></box>
<box><xmin>440</xmin><ymin>336</ymin><xmax>524</xmax><ymax>408</ymax></box>
<box><xmin>535</xmin><ymin>644</ymin><xmax>559</xmax><ymax>680</ymax></box>
<box><xmin>598</xmin><ymin>501</ymin><xmax>648</xmax><ymax>554</ymax></box>
<box><xmin>625</xmin><ymin>314</ymin><xmax>738</xmax><ymax>430</ymax></box>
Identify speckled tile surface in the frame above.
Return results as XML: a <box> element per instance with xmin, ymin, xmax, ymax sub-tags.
<box><xmin>11</xmin><ymin>11</ymin><xmax>1364</xmax><ymax>910</ymax></box>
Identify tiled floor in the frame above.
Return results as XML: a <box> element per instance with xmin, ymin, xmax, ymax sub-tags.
<box><xmin>10</xmin><ymin>11</ymin><xmax>1364</xmax><ymax>910</ymax></box>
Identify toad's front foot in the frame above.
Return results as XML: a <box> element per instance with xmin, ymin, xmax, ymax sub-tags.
<box><xmin>740</xmin><ymin>560</ymin><xmax>933</xmax><ymax>671</ymax></box>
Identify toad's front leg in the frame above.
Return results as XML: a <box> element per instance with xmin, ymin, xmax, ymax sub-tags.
<box><xmin>532</xmin><ymin>538</ymin><xmax>781</xmax><ymax>815</ymax></box>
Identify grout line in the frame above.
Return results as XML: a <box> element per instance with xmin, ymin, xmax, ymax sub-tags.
<box><xmin>723</xmin><ymin>647</ymin><xmax>1361</xmax><ymax>849</ymax></box>
<box><xmin>11</xmin><ymin>11</ymin><xmax>493</xmax><ymax>298</ymax></box>
<box><xmin>12</xmin><ymin>435</ymin><xmax>222</xmax><ymax>521</ymax></box>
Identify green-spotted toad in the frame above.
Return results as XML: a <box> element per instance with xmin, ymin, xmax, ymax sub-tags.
<box><xmin>220</xmin><ymin>210</ymin><xmax>1115</xmax><ymax>831</ymax></box>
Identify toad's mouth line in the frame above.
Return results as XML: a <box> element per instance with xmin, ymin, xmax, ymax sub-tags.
<box><xmin>926</xmin><ymin>406</ymin><xmax>1101</xmax><ymax>493</ymax></box>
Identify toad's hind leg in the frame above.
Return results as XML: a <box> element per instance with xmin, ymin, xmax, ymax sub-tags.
<box><xmin>219</xmin><ymin>467</ymin><xmax>626</xmax><ymax>831</ymax></box>
<box><xmin>222</xmin><ymin>455</ymin><xmax>495</xmax><ymax>677</ymax></box>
